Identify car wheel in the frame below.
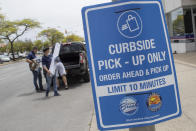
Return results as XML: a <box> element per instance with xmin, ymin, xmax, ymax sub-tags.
<box><xmin>83</xmin><ymin>71</ymin><xmax>90</xmax><ymax>82</ymax></box>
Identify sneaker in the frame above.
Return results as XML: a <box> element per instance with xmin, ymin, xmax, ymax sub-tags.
<box><xmin>64</xmin><ymin>85</ymin><xmax>69</xmax><ymax>90</ymax></box>
<box><xmin>36</xmin><ymin>89</ymin><xmax>41</xmax><ymax>93</ymax></box>
<box><xmin>40</xmin><ymin>89</ymin><xmax>46</xmax><ymax>92</ymax></box>
<box><xmin>46</xmin><ymin>91</ymin><xmax>49</xmax><ymax>97</ymax></box>
<box><xmin>54</xmin><ymin>92</ymin><xmax>60</xmax><ymax>96</ymax></box>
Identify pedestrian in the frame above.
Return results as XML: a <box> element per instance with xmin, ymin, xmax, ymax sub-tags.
<box><xmin>55</xmin><ymin>56</ymin><xmax>69</xmax><ymax>89</ymax></box>
<box><xmin>26</xmin><ymin>46</ymin><xmax>44</xmax><ymax>92</ymax></box>
<box><xmin>52</xmin><ymin>43</ymin><xmax>69</xmax><ymax>89</ymax></box>
<box><xmin>42</xmin><ymin>47</ymin><xmax>60</xmax><ymax>97</ymax></box>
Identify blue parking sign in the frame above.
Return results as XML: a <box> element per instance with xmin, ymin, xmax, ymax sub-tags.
<box><xmin>82</xmin><ymin>0</ymin><xmax>182</xmax><ymax>130</ymax></box>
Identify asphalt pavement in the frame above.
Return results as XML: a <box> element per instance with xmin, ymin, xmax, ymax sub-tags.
<box><xmin>0</xmin><ymin>61</ymin><xmax>94</xmax><ymax>131</ymax></box>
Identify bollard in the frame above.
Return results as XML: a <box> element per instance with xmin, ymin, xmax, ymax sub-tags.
<box><xmin>111</xmin><ymin>0</ymin><xmax>156</xmax><ymax>131</ymax></box>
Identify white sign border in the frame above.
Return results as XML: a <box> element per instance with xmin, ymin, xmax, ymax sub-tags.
<box><xmin>85</xmin><ymin>1</ymin><xmax>180</xmax><ymax>129</ymax></box>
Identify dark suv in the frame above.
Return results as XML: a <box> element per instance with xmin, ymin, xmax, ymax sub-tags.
<box><xmin>59</xmin><ymin>42</ymin><xmax>90</xmax><ymax>82</ymax></box>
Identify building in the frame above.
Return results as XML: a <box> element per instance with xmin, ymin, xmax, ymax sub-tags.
<box><xmin>162</xmin><ymin>0</ymin><xmax>196</xmax><ymax>53</ymax></box>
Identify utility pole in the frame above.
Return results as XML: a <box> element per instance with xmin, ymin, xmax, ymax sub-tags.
<box><xmin>111</xmin><ymin>0</ymin><xmax>155</xmax><ymax>131</ymax></box>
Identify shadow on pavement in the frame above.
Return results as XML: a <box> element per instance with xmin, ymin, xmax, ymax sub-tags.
<box><xmin>31</xmin><ymin>77</ymin><xmax>89</xmax><ymax>101</ymax></box>
<box><xmin>58</xmin><ymin>76</ymin><xmax>87</xmax><ymax>90</ymax></box>
<box><xmin>17</xmin><ymin>91</ymin><xmax>35</xmax><ymax>97</ymax></box>
<box><xmin>33</xmin><ymin>96</ymin><xmax>51</xmax><ymax>101</ymax></box>
<box><xmin>17</xmin><ymin>83</ymin><xmax>47</xmax><ymax>97</ymax></box>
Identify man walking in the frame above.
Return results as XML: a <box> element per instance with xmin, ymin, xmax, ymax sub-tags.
<box><xmin>42</xmin><ymin>47</ymin><xmax>60</xmax><ymax>97</ymax></box>
<box><xmin>26</xmin><ymin>47</ymin><xmax>45</xmax><ymax>92</ymax></box>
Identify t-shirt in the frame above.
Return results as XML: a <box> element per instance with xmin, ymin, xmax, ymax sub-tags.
<box><xmin>34</xmin><ymin>57</ymin><xmax>42</xmax><ymax>72</ymax></box>
<box><xmin>26</xmin><ymin>51</ymin><xmax>40</xmax><ymax>71</ymax></box>
<box><xmin>26</xmin><ymin>51</ymin><xmax>36</xmax><ymax>60</ymax></box>
<box><xmin>42</xmin><ymin>54</ymin><xmax>52</xmax><ymax>74</ymax></box>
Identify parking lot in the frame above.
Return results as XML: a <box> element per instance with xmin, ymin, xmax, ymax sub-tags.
<box><xmin>0</xmin><ymin>61</ymin><xmax>93</xmax><ymax>131</ymax></box>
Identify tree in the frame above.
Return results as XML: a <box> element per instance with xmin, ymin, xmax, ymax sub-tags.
<box><xmin>14</xmin><ymin>41</ymin><xmax>23</xmax><ymax>53</ymax></box>
<box><xmin>0</xmin><ymin>19</ymin><xmax>40</xmax><ymax>60</ymax></box>
<box><xmin>14</xmin><ymin>40</ymin><xmax>29</xmax><ymax>53</ymax></box>
<box><xmin>0</xmin><ymin>39</ymin><xmax>3</xmax><ymax>43</ymax></box>
<box><xmin>0</xmin><ymin>10</ymin><xmax>4</xmax><ymax>43</ymax></box>
<box><xmin>34</xmin><ymin>40</ymin><xmax>44</xmax><ymax>51</ymax></box>
<box><xmin>43</xmin><ymin>41</ymin><xmax>50</xmax><ymax>48</ymax></box>
<box><xmin>0</xmin><ymin>10</ymin><xmax>5</xmax><ymax>42</ymax></box>
<box><xmin>0</xmin><ymin>9</ymin><xmax>4</xmax><ymax>22</ymax></box>
<box><xmin>63</xmin><ymin>34</ymin><xmax>84</xmax><ymax>43</ymax></box>
<box><xmin>0</xmin><ymin>45</ymin><xmax>7</xmax><ymax>52</ymax></box>
<box><xmin>0</xmin><ymin>14</ymin><xmax>4</xmax><ymax>25</ymax></box>
<box><xmin>4</xmin><ymin>39</ymin><xmax>33</xmax><ymax>53</ymax></box>
<box><xmin>24</xmin><ymin>40</ymin><xmax>34</xmax><ymax>52</ymax></box>
<box><xmin>38</xmin><ymin>28</ymin><xmax>64</xmax><ymax>46</ymax></box>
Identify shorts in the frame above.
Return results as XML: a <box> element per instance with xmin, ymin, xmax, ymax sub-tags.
<box><xmin>55</xmin><ymin>62</ymin><xmax>67</xmax><ymax>77</ymax></box>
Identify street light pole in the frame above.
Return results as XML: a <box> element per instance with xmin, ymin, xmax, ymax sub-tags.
<box><xmin>111</xmin><ymin>0</ymin><xmax>155</xmax><ymax>131</ymax></box>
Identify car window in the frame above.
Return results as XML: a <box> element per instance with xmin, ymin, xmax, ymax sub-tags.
<box><xmin>60</xmin><ymin>43</ymin><xmax>85</xmax><ymax>53</ymax></box>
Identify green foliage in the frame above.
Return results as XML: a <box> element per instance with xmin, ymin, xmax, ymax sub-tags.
<box><xmin>34</xmin><ymin>40</ymin><xmax>44</xmax><ymax>51</ymax></box>
<box><xmin>5</xmin><ymin>40</ymin><xmax>33</xmax><ymax>53</ymax></box>
<box><xmin>38</xmin><ymin>28</ymin><xmax>64</xmax><ymax>46</ymax></box>
<box><xmin>15</xmin><ymin>40</ymin><xmax>33</xmax><ymax>53</ymax></box>
<box><xmin>0</xmin><ymin>14</ymin><xmax>4</xmax><ymax>23</ymax></box>
<box><xmin>0</xmin><ymin>46</ymin><xmax>7</xmax><ymax>52</ymax></box>
<box><xmin>22</xmin><ymin>40</ymin><xmax>34</xmax><ymax>52</ymax></box>
<box><xmin>64</xmin><ymin>34</ymin><xmax>84</xmax><ymax>43</ymax></box>
<box><xmin>33</xmin><ymin>40</ymin><xmax>51</xmax><ymax>51</ymax></box>
<box><xmin>14</xmin><ymin>41</ymin><xmax>24</xmax><ymax>53</ymax></box>
<box><xmin>0</xmin><ymin>19</ymin><xmax>40</xmax><ymax>42</ymax></box>
<box><xmin>0</xmin><ymin>9</ymin><xmax>5</xmax><ymax>23</ymax></box>
<box><xmin>0</xmin><ymin>16</ymin><xmax>40</xmax><ymax>60</ymax></box>
<box><xmin>43</xmin><ymin>41</ymin><xmax>51</xmax><ymax>48</ymax></box>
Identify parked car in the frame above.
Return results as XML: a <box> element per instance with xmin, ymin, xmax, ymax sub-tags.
<box><xmin>3</xmin><ymin>53</ymin><xmax>9</xmax><ymax>56</ymax></box>
<box><xmin>0</xmin><ymin>58</ymin><xmax>3</xmax><ymax>64</ymax></box>
<box><xmin>0</xmin><ymin>55</ymin><xmax>11</xmax><ymax>62</ymax></box>
<box><xmin>18</xmin><ymin>52</ymin><xmax>26</xmax><ymax>58</ymax></box>
<box><xmin>9</xmin><ymin>53</ymin><xmax>19</xmax><ymax>59</ymax></box>
<box><xmin>37</xmin><ymin>51</ymin><xmax>43</xmax><ymax>55</ymax></box>
<box><xmin>59</xmin><ymin>42</ymin><xmax>90</xmax><ymax>82</ymax></box>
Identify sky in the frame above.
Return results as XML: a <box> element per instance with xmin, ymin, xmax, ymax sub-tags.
<box><xmin>0</xmin><ymin>0</ymin><xmax>110</xmax><ymax>41</ymax></box>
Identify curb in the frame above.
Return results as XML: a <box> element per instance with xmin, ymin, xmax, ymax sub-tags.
<box><xmin>89</xmin><ymin>111</ymin><xmax>98</xmax><ymax>131</ymax></box>
<box><xmin>88</xmin><ymin>110</ymin><xmax>95</xmax><ymax>131</ymax></box>
<box><xmin>174</xmin><ymin>59</ymin><xmax>196</xmax><ymax>68</ymax></box>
